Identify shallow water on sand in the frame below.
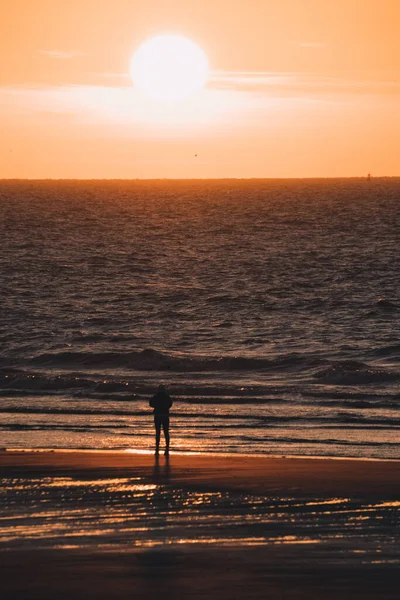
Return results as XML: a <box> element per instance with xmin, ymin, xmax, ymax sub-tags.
<box><xmin>1</xmin><ymin>471</ymin><xmax>399</xmax><ymax>566</ymax></box>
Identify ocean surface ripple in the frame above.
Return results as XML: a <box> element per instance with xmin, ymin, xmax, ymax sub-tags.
<box><xmin>1</xmin><ymin>179</ymin><xmax>399</xmax><ymax>458</ymax></box>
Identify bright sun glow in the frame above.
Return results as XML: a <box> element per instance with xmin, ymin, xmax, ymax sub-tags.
<box><xmin>130</xmin><ymin>35</ymin><xmax>208</xmax><ymax>102</ymax></box>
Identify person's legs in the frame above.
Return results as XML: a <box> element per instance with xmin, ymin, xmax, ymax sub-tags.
<box><xmin>162</xmin><ymin>415</ymin><xmax>170</xmax><ymax>451</ymax></box>
<box><xmin>154</xmin><ymin>416</ymin><xmax>161</xmax><ymax>453</ymax></box>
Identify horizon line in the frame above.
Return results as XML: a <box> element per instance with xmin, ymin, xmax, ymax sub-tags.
<box><xmin>1</xmin><ymin>175</ymin><xmax>398</xmax><ymax>182</ymax></box>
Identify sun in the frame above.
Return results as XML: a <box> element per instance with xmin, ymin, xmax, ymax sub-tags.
<box><xmin>130</xmin><ymin>35</ymin><xmax>208</xmax><ymax>102</ymax></box>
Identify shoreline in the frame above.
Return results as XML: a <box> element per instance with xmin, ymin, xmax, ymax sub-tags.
<box><xmin>2</xmin><ymin>448</ymin><xmax>400</xmax><ymax>498</ymax></box>
<box><xmin>3</xmin><ymin>446</ymin><xmax>400</xmax><ymax>461</ymax></box>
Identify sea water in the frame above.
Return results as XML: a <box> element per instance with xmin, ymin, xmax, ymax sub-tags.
<box><xmin>0</xmin><ymin>179</ymin><xmax>399</xmax><ymax>458</ymax></box>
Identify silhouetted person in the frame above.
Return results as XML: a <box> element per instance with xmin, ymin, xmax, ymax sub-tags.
<box><xmin>150</xmin><ymin>384</ymin><xmax>173</xmax><ymax>455</ymax></box>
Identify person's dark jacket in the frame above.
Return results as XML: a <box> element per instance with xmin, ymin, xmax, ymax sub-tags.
<box><xmin>150</xmin><ymin>391</ymin><xmax>173</xmax><ymax>415</ymax></box>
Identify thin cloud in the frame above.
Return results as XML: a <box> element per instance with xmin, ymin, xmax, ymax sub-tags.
<box><xmin>39</xmin><ymin>49</ymin><xmax>85</xmax><ymax>59</ymax></box>
<box><xmin>0</xmin><ymin>80</ymin><xmax>399</xmax><ymax>150</ymax></box>
<box><xmin>0</xmin><ymin>84</ymin><xmax>243</xmax><ymax>133</ymax></box>
<box><xmin>209</xmin><ymin>71</ymin><xmax>296</xmax><ymax>90</ymax></box>
<box><xmin>1</xmin><ymin>76</ymin><xmax>399</xmax><ymax>135</ymax></box>
<box><xmin>209</xmin><ymin>71</ymin><xmax>400</xmax><ymax>96</ymax></box>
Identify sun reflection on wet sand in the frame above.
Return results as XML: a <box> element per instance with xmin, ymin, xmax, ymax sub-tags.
<box><xmin>0</xmin><ymin>475</ymin><xmax>399</xmax><ymax>566</ymax></box>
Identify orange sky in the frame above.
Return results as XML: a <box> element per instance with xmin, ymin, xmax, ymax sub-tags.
<box><xmin>1</xmin><ymin>0</ymin><xmax>399</xmax><ymax>178</ymax></box>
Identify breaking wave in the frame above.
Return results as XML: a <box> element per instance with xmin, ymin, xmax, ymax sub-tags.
<box><xmin>313</xmin><ymin>360</ymin><xmax>400</xmax><ymax>385</ymax></box>
<box><xmin>27</xmin><ymin>348</ymin><xmax>322</xmax><ymax>372</ymax></box>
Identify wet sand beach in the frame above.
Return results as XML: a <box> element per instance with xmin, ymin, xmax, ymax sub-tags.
<box><xmin>1</xmin><ymin>450</ymin><xmax>400</xmax><ymax>496</ymax></box>
<box><xmin>1</xmin><ymin>451</ymin><xmax>399</xmax><ymax>599</ymax></box>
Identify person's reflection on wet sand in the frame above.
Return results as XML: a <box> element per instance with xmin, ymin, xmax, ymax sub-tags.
<box><xmin>138</xmin><ymin>453</ymin><xmax>181</xmax><ymax>596</ymax></box>
<box><xmin>152</xmin><ymin>453</ymin><xmax>170</xmax><ymax>482</ymax></box>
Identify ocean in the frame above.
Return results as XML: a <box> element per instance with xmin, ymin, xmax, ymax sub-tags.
<box><xmin>1</xmin><ymin>178</ymin><xmax>399</xmax><ymax>458</ymax></box>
